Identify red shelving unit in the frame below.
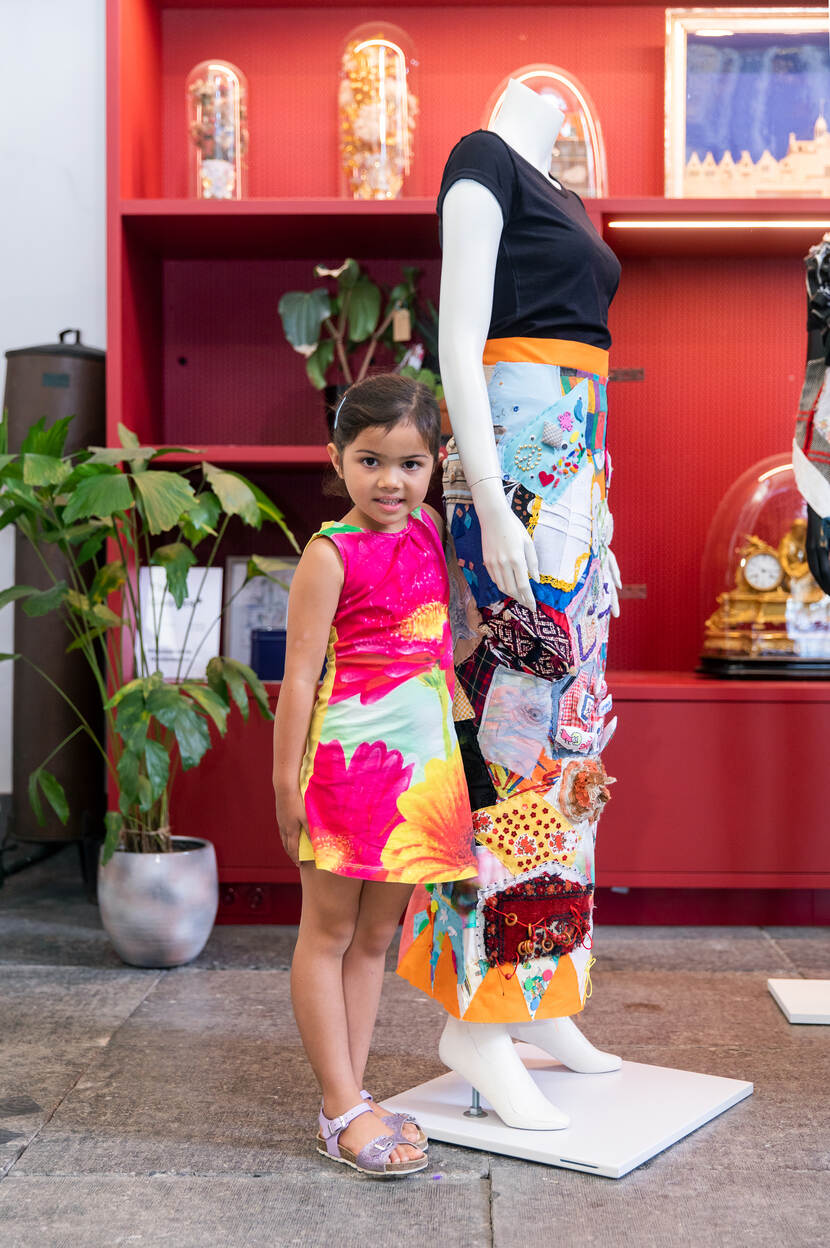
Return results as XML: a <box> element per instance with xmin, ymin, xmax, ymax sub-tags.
<box><xmin>108</xmin><ymin>0</ymin><xmax>830</xmax><ymax>920</ymax></box>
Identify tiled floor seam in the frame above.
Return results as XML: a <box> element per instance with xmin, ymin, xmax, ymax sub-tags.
<box><xmin>758</xmin><ymin>929</ymin><xmax>803</xmax><ymax>976</ymax></box>
<box><xmin>0</xmin><ymin>970</ymin><xmax>163</xmax><ymax>1184</ymax></box>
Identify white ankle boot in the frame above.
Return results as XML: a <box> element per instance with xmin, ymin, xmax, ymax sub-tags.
<box><xmin>507</xmin><ymin>1015</ymin><xmax>622</xmax><ymax>1073</ymax></box>
<box><xmin>438</xmin><ymin>1016</ymin><xmax>570</xmax><ymax>1130</ymax></box>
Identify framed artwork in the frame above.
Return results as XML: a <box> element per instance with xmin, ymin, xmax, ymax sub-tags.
<box><xmin>223</xmin><ymin>555</ymin><xmax>300</xmax><ymax>666</ymax></box>
<box><xmin>137</xmin><ymin>566</ymin><xmax>223</xmax><ymax>681</ymax></box>
<box><xmin>665</xmin><ymin>9</ymin><xmax>830</xmax><ymax>197</ymax></box>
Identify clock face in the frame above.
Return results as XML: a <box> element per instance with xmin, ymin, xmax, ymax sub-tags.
<box><xmin>743</xmin><ymin>551</ymin><xmax>784</xmax><ymax>591</ymax></box>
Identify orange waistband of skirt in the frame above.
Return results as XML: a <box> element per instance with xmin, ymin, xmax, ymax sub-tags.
<box><xmin>483</xmin><ymin>336</ymin><xmax>609</xmax><ymax>375</ymax></box>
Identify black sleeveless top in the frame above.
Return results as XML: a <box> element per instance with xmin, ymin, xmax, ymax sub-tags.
<box><xmin>437</xmin><ymin>130</ymin><xmax>620</xmax><ymax>349</ymax></box>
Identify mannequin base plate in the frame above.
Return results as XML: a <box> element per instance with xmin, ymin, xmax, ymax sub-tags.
<box><xmin>767</xmin><ymin>978</ymin><xmax>830</xmax><ymax>1024</ymax></box>
<box><xmin>385</xmin><ymin>1044</ymin><xmax>752</xmax><ymax>1179</ymax></box>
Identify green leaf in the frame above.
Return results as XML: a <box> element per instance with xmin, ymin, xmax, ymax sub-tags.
<box><xmin>202</xmin><ymin>464</ymin><xmax>259</xmax><ymax>527</ymax></box>
<box><xmin>206</xmin><ymin>656</ymin><xmax>273</xmax><ymax>723</ymax></box>
<box><xmin>347</xmin><ymin>276</ymin><xmax>382</xmax><ymax>343</ymax></box>
<box><xmin>0</xmin><ymin>651</ymin><xmax>21</xmax><ymax>661</ymax></box>
<box><xmin>20</xmin><ymin>414</ymin><xmax>74</xmax><ymax>458</ymax></box>
<box><xmin>101</xmin><ymin>811</ymin><xmax>122</xmax><ymax>864</ymax></box>
<box><xmin>231</xmin><ymin>477</ymin><xmax>298</xmax><ymax>550</ymax></box>
<box><xmin>22</xmin><ymin>454</ymin><xmax>72</xmax><ymax>488</ymax></box>
<box><xmin>278</xmin><ymin>289</ymin><xmax>331</xmax><ymax>356</ymax></box>
<box><xmin>118</xmin><ymin>424</ymin><xmax>141</xmax><ymax>449</ymax></box>
<box><xmin>131</xmin><ymin>470</ymin><xmax>196</xmax><ymax>535</ymax></box>
<box><xmin>333</xmin><ymin>258</ymin><xmax>361</xmax><ymax>290</ymax></box>
<box><xmin>89</xmin><ymin>560</ymin><xmax>127</xmax><ymax>602</ymax></box>
<box><xmin>150</xmin><ymin>543</ymin><xmax>196</xmax><ymax>609</ymax></box>
<box><xmin>76</xmin><ymin>528</ymin><xmax>110</xmax><ymax>565</ymax></box>
<box><xmin>144</xmin><ymin>737</ymin><xmax>170</xmax><ymax>800</ymax></box>
<box><xmin>62</xmin><ymin>471</ymin><xmax>134</xmax><ymax>525</ymax></box>
<box><xmin>85</xmin><ymin>445</ymin><xmax>159</xmax><ymax>466</ymax></box>
<box><xmin>247</xmin><ymin>554</ymin><xmax>295</xmax><ymax>581</ymax></box>
<box><xmin>22</xmin><ymin>581</ymin><xmax>67</xmax><ymax>617</ymax></box>
<box><xmin>180</xmin><ymin>491</ymin><xmax>221</xmax><ymax>544</ymax></box>
<box><xmin>305</xmin><ymin>338</ymin><xmax>334</xmax><ymax>390</ymax></box>
<box><xmin>27</xmin><ymin>767</ymin><xmax>69</xmax><ymax>826</ymax></box>
<box><xmin>181</xmin><ymin>681</ymin><xmax>229</xmax><ymax>734</ymax></box>
<box><xmin>65</xmin><ymin>590</ymin><xmax>122</xmax><ymax>628</ymax></box>
<box><xmin>27</xmin><ymin>769</ymin><xmax>45</xmax><ymax>825</ymax></box>
<box><xmin>146</xmin><ymin>687</ymin><xmax>212</xmax><ymax>769</ymax></box>
<box><xmin>0</xmin><ymin>585</ymin><xmax>39</xmax><ymax>611</ymax></box>
<box><xmin>107</xmin><ymin>675</ymin><xmax>155</xmax><ymax>710</ymax></box>
<box><xmin>38</xmin><ymin>769</ymin><xmax>69</xmax><ymax>824</ymax></box>
<box><xmin>117</xmin><ymin>748</ymin><xmax>140</xmax><ymax>810</ymax></box>
<box><xmin>115</xmin><ymin>687</ymin><xmax>149</xmax><ymax>739</ymax></box>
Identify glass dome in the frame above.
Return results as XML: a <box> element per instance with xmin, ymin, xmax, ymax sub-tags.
<box><xmin>700</xmin><ymin>452</ymin><xmax>830</xmax><ymax>676</ymax></box>
<box><xmin>338</xmin><ymin>23</ymin><xmax>418</xmax><ymax>200</ymax></box>
<box><xmin>186</xmin><ymin>60</ymin><xmax>248</xmax><ymax>200</ymax></box>
<box><xmin>483</xmin><ymin>65</ymin><xmax>608</xmax><ymax>197</ymax></box>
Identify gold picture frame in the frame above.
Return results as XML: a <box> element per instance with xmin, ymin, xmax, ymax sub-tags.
<box><xmin>665</xmin><ymin>8</ymin><xmax>830</xmax><ymax>197</ymax></box>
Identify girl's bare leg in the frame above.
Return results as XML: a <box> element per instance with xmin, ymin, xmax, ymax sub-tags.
<box><xmin>342</xmin><ymin>880</ymin><xmax>420</xmax><ymax>1140</ymax></box>
<box><xmin>291</xmin><ymin>864</ymin><xmax>422</xmax><ymax>1163</ymax></box>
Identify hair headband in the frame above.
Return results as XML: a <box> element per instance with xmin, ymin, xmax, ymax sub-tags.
<box><xmin>333</xmin><ymin>392</ymin><xmax>347</xmax><ymax>430</ymax></box>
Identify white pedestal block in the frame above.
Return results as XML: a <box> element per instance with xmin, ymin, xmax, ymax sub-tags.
<box><xmin>386</xmin><ymin>1044</ymin><xmax>753</xmax><ymax>1179</ymax></box>
<box><xmin>767</xmin><ymin>978</ymin><xmax>830</xmax><ymax>1024</ymax></box>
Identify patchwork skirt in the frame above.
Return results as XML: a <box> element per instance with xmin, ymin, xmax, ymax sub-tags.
<box><xmin>397</xmin><ymin>337</ymin><xmax>618</xmax><ymax>1023</ymax></box>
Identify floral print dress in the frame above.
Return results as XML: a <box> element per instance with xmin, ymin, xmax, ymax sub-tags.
<box><xmin>297</xmin><ymin>508</ymin><xmax>477</xmax><ymax>885</ymax></box>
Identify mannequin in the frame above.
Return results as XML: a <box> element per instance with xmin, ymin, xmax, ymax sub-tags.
<box><xmin>397</xmin><ymin>80</ymin><xmax>622</xmax><ymax>1130</ymax></box>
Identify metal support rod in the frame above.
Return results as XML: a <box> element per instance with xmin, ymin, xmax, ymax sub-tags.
<box><xmin>463</xmin><ymin>1086</ymin><xmax>488</xmax><ymax>1119</ymax></box>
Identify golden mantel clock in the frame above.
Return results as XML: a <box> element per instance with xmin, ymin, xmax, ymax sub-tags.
<box><xmin>700</xmin><ymin>455</ymin><xmax>830</xmax><ymax>676</ymax></box>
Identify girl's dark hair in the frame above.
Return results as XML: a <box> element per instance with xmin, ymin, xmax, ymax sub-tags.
<box><xmin>328</xmin><ymin>374</ymin><xmax>441</xmax><ymax>461</ymax></box>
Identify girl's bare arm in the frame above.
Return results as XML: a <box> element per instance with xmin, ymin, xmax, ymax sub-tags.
<box><xmin>272</xmin><ymin>537</ymin><xmax>344</xmax><ymax>864</ymax></box>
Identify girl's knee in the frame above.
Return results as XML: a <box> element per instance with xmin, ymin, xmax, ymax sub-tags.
<box><xmin>351</xmin><ymin>917</ymin><xmax>399</xmax><ymax>960</ymax></box>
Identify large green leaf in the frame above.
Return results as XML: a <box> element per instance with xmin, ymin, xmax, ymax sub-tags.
<box><xmin>206</xmin><ymin>656</ymin><xmax>273</xmax><ymax>722</ymax></box>
<box><xmin>146</xmin><ymin>686</ymin><xmax>212</xmax><ymax>769</ymax></box>
<box><xmin>180</xmin><ymin>490</ymin><xmax>221</xmax><ymax>543</ymax></box>
<box><xmin>144</xmin><ymin>737</ymin><xmax>170</xmax><ymax>800</ymax></box>
<box><xmin>225</xmin><ymin>476</ymin><xmax>298</xmax><ymax>550</ymax></box>
<box><xmin>0</xmin><ymin>585</ymin><xmax>38</xmax><ymax>611</ymax></box>
<box><xmin>150</xmin><ymin>543</ymin><xmax>196</xmax><ymax>608</ymax></box>
<box><xmin>181</xmin><ymin>681</ymin><xmax>229</xmax><ymax>734</ymax></box>
<box><xmin>20</xmin><ymin>415</ymin><xmax>74</xmax><ymax>458</ymax></box>
<box><xmin>202</xmin><ymin>464</ymin><xmax>259</xmax><ymax>527</ymax></box>
<box><xmin>65</xmin><ymin>590</ymin><xmax>122</xmax><ymax>628</ymax></box>
<box><xmin>21</xmin><ymin>581</ymin><xmax>67</xmax><ymax>617</ymax></box>
<box><xmin>347</xmin><ymin>276</ymin><xmax>382</xmax><ymax>343</ymax></box>
<box><xmin>278</xmin><ymin>289</ymin><xmax>331</xmax><ymax>356</ymax></box>
<box><xmin>305</xmin><ymin>338</ymin><xmax>334</xmax><ymax>391</ymax></box>
<box><xmin>247</xmin><ymin>554</ymin><xmax>296</xmax><ymax>582</ymax></box>
<box><xmin>131</xmin><ymin>470</ymin><xmax>196</xmax><ymax>535</ymax></box>
<box><xmin>22</xmin><ymin>454</ymin><xmax>72</xmax><ymax>488</ymax></box>
<box><xmin>117</xmin><ymin>748</ymin><xmax>140</xmax><ymax>811</ymax></box>
<box><xmin>62</xmin><ymin>471</ymin><xmax>134</xmax><ymax>525</ymax></box>
<box><xmin>28</xmin><ymin>766</ymin><xmax>69</xmax><ymax>826</ymax></box>
<box><xmin>114</xmin><ymin>687</ymin><xmax>149</xmax><ymax>739</ymax></box>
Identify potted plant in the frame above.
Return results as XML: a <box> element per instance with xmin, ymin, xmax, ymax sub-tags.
<box><xmin>0</xmin><ymin>413</ymin><xmax>297</xmax><ymax>967</ymax></box>
<box><xmin>277</xmin><ymin>258</ymin><xmax>444</xmax><ymax>413</ymax></box>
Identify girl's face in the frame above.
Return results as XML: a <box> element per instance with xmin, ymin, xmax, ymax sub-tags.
<box><xmin>329</xmin><ymin>418</ymin><xmax>435</xmax><ymax>533</ymax></box>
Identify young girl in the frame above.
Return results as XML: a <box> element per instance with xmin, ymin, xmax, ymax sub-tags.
<box><xmin>273</xmin><ymin>374</ymin><xmax>477</xmax><ymax>1178</ymax></box>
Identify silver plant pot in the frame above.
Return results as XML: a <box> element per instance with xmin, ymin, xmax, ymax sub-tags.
<box><xmin>98</xmin><ymin>836</ymin><xmax>219</xmax><ymax>968</ymax></box>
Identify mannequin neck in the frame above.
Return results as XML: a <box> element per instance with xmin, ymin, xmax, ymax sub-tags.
<box><xmin>488</xmin><ymin>78</ymin><xmax>564</xmax><ymax>178</ymax></box>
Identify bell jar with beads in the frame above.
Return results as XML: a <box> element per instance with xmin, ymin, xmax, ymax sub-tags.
<box><xmin>186</xmin><ymin>60</ymin><xmax>248</xmax><ymax>200</ymax></box>
<box><xmin>483</xmin><ymin>64</ymin><xmax>608</xmax><ymax>197</ymax></box>
<box><xmin>338</xmin><ymin>24</ymin><xmax>418</xmax><ymax>200</ymax></box>
<box><xmin>700</xmin><ymin>452</ymin><xmax>830</xmax><ymax>676</ymax></box>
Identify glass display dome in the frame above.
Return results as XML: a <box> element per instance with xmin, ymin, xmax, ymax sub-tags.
<box><xmin>338</xmin><ymin>23</ymin><xmax>418</xmax><ymax>200</ymax></box>
<box><xmin>700</xmin><ymin>452</ymin><xmax>830</xmax><ymax>676</ymax></box>
<box><xmin>186</xmin><ymin>60</ymin><xmax>248</xmax><ymax>200</ymax></box>
<box><xmin>482</xmin><ymin>64</ymin><xmax>608</xmax><ymax>197</ymax></box>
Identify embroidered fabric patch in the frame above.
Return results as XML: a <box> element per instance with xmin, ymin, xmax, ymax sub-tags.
<box><xmin>482</xmin><ymin>600</ymin><xmax>573</xmax><ymax>679</ymax></box>
<box><xmin>472</xmin><ymin>787</ymin><xmax>578</xmax><ymax>876</ymax></box>
<box><xmin>499</xmin><ymin>381</ymin><xmax>590</xmax><ymax>506</ymax></box>
<box><xmin>450</xmin><ymin>503</ymin><xmax>503</xmax><ymax>608</ymax></box>
<box><xmin>481</xmin><ymin>874</ymin><xmax>594</xmax><ymax>967</ymax></box>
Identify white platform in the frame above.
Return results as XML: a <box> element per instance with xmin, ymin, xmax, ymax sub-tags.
<box><xmin>767</xmin><ymin>978</ymin><xmax>830</xmax><ymax>1025</ymax></box>
<box><xmin>386</xmin><ymin>1044</ymin><xmax>752</xmax><ymax>1179</ymax></box>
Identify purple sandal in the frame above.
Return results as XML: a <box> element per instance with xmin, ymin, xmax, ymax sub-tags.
<box><xmin>360</xmin><ymin>1089</ymin><xmax>429</xmax><ymax>1150</ymax></box>
<box><xmin>317</xmin><ymin>1102</ymin><xmax>428</xmax><ymax>1178</ymax></box>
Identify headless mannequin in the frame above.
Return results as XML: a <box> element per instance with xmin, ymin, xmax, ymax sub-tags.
<box><xmin>437</xmin><ymin>79</ymin><xmax>621</xmax><ymax>1131</ymax></box>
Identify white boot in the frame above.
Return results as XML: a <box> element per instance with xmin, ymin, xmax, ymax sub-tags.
<box><xmin>508</xmin><ymin>1015</ymin><xmax>622</xmax><ymax>1073</ymax></box>
<box><xmin>438</xmin><ymin>1016</ymin><xmax>570</xmax><ymax>1130</ymax></box>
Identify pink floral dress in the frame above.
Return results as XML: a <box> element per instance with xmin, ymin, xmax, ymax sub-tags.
<box><xmin>297</xmin><ymin>507</ymin><xmax>477</xmax><ymax>884</ymax></box>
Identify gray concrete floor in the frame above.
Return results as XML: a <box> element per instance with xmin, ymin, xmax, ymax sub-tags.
<box><xmin>0</xmin><ymin>849</ymin><xmax>828</xmax><ymax>1248</ymax></box>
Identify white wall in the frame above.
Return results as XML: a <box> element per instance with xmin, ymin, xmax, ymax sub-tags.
<box><xmin>0</xmin><ymin>0</ymin><xmax>107</xmax><ymax>792</ymax></box>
